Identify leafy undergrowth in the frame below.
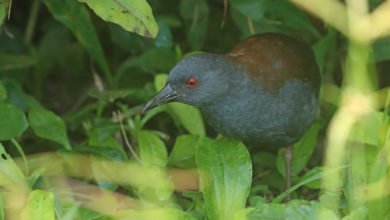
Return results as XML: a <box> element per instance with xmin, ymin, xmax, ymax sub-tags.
<box><xmin>0</xmin><ymin>0</ymin><xmax>390</xmax><ymax>219</ymax></box>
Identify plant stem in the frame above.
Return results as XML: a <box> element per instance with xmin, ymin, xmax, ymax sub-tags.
<box><xmin>24</xmin><ymin>0</ymin><xmax>40</xmax><ymax>45</ymax></box>
<box><xmin>11</xmin><ymin>138</ymin><xmax>29</xmax><ymax>175</ymax></box>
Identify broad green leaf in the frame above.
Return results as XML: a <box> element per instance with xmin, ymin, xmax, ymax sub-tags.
<box><xmin>0</xmin><ymin>53</ymin><xmax>36</xmax><ymax>71</ymax></box>
<box><xmin>0</xmin><ymin>103</ymin><xmax>28</xmax><ymax>140</ymax></box>
<box><xmin>41</xmin><ymin>0</ymin><xmax>112</xmax><ymax>85</ymax></box>
<box><xmin>230</xmin><ymin>0</ymin><xmax>320</xmax><ymax>38</ymax></box>
<box><xmin>168</xmin><ymin>134</ymin><xmax>200</xmax><ymax>168</ymax></box>
<box><xmin>247</xmin><ymin>200</ymin><xmax>338</xmax><ymax>220</ymax></box>
<box><xmin>1</xmin><ymin>79</ymin><xmax>27</xmax><ymax>111</ymax></box>
<box><xmin>170</xmin><ymin>103</ymin><xmax>206</xmax><ymax>136</ymax></box>
<box><xmin>196</xmin><ymin>137</ymin><xmax>252</xmax><ymax>220</ymax></box>
<box><xmin>277</xmin><ymin>121</ymin><xmax>323</xmax><ymax>177</ymax></box>
<box><xmin>0</xmin><ymin>82</ymin><xmax>6</xmax><ymax>101</ymax></box>
<box><xmin>154</xmin><ymin>74</ymin><xmax>205</xmax><ymax>136</ymax></box>
<box><xmin>28</xmin><ymin>108</ymin><xmax>71</xmax><ymax>150</ymax></box>
<box><xmin>24</xmin><ymin>95</ymin><xmax>43</xmax><ymax>110</ymax></box>
<box><xmin>137</xmin><ymin>130</ymin><xmax>168</xmax><ymax>168</ymax></box>
<box><xmin>78</xmin><ymin>0</ymin><xmax>158</xmax><ymax>38</ymax></box>
<box><xmin>179</xmin><ymin>0</ymin><xmax>209</xmax><ymax>50</ymax></box>
<box><xmin>21</xmin><ymin>190</ymin><xmax>55</xmax><ymax>220</ymax></box>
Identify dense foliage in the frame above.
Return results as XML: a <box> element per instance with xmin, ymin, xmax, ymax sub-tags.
<box><xmin>0</xmin><ymin>0</ymin><xmax>389</xmax><ymax>219</ymax></box>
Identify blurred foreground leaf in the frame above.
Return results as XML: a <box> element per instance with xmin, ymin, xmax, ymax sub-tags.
<box><xmin>196</xmin><ymin>137</ymin><xmax>252</xmax><ymax>220</ymax></box>
<box><xmin>0</xmin><ymin>143</ymin><xmax>28</xmax><ymax>190</ymax></box>
<box><xmin>0</xmin><ymin>103</ymin><xmax>28</xmax><ymax>140</ymax></box>
<box><xmin>0</xmin><ymin>54</ymin><xmax>35</xmax><ymax>71</ymax></box>
<box><xmin>348</xmin><ymin>111</ymin><xmax>386</xmax><ymax>146</ymax></box>
<box><xmin>0</xmin><ymin>143</ymin><xmax>29</xmax><ymax>219</ymax></box>
<box><xmin>41</xmin><ymin>0</ymin><xmax>112</xmax><ymax>85</ymax></box>
<box><xmin>28</xmin><ymin>108</ymin><xmax>71</xmax><ymax>150</ymax></box>
<box><xmin>247</xmin><ymin>200</ymin><xmax>337</xmax><ymax>220</ymax></box>
<box><xmin>21</xmin><ymin>190</ymin><xmax>55</xmax><ymax>220</ymax></box>
<box><xmin>154</xmin><ymin>74</ymin><xmax>205</xmax><ymax>136</ymax></box>
<box><xmin>79</xmin><ymin>0</ymin><xmax>158</xmax><ymax>38</ymax></box>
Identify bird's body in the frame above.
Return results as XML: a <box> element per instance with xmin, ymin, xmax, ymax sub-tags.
<box><xmin>144</xmin><ymin>33</ymin><xmax>320</xmax><ymax>150</ymax></box>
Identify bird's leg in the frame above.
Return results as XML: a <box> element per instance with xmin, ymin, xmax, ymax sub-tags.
<box><xmin>283</xmin><ymin>145</ymin><xmax>294</xmax><ymax>201</ymax></box>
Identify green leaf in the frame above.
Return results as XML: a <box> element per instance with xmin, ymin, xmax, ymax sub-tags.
<box><xmin>154</xmin><ymin>74</ymin><xmax>205</xmax><ymax>136</ymax></box>
<box><xmin>247</xmin><ymin>200</ymin><xmax>338</xmax><ymax>220</ymax></box>
<box><xmin>154</xmin><ymin>21</ymin><xmax>173</xmax><ymax>48</ymax></box>
<box><xmin>196</xmin><ymin>137</ymin><xmax>252</xmax><ymax>220</ymax></box>
<box><xmin>296</xmin><ymin>167</ymin><xmax>323</xmax><ymax>189</ymax></box>
<box><xmin>179</xmin><ymin>0</ymin><xmax>209</xmax><ymax>50</ymax></box>
<box><xmin>90</xmin><ymin>118</ymin><xmax>120</xmax><ymax>143</ymax></box>
<box><xmin>28</xmin><ymin>108</ymin><xmax>71</xmax><ymax>150</ymax></box>
<box><xmin>312</xmin><ymin>28</ymin><xmax>337</xmax><ymax>74</ymax></box>
<box><xmin>21</xmin><ymin>190</ymin><xmax>55</xmax><ymax>220</ymax></box>
<box><xmin>137</xmin><ymin>130</ymin><xmax>168</xmax><ymax>168</ymax></box>
<box><xmin>0</xmin><ymin>82</ymin><xmax>6</xmax><ymax>101</ymax></box>
<box><xmin>87</xmin><ymin>118</ymin><xmax>127</xmax><ymax>160</ymax></box>
<box><xmin>0</xmin><ymin>53</ymin><xmax>36</xmax><ymax>71</ymax></box>
<box><xmin>1</xmin><ymin>79</ymin><xmax>27</xmax><ymax>111</ymax></box>
<box><xmin>115</xmin><ymin>48</ymin><xmax>176</xmax><ymax>83</ymax></box>
<box><xmin>277</xmin><ymin>121</ymin><xmax>323</xmax><ymax>177</ymax></box>
<box><xmin>168</xmin><ymin>134</ymin><xmax>200</xmax><ymax>168</ymax></box>
<box><xmin>230</xmin><ymin>0</ymin><xmax>320</xmax><ymax>38</ymax></box>
<box><xmin>0</xmin><ymin>143</ymin><xmax>29</xmax><ymax>193</ymax></box>
<box><xmin>0</xmin><ymin>103</ymin><xmax>28</xmax><ymax>140</ymax></box>
<box><xmin>78</xmin><ymin>0</ymin><xmax>158</xmax><ymax>38</ymax></box>
<box><xmin>170</xmin><ymin>103</ymin><xmax>206</xmax><ymax>136</ymax></box>
<box><xmin>41</xmin><ymin>0</ymin><xmax>112</xmax><ymax>85</ymax></box>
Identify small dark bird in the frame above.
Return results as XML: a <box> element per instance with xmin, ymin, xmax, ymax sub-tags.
<box><xmin>143</xmin><ymin>33</ymin><xmax>321</xmax><ymax>194</ymax></box>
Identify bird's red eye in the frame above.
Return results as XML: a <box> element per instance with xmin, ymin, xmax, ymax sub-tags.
<box><xmin>186</xmin><ymin>77</ymin><xmax>197</xmax><ymax>88</ymax></box>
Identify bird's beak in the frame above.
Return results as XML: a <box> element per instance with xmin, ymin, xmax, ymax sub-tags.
<box><xmin>143</xmin><ymin>83</ymin><xmax>179</xmax><ymax>113</ymax></box>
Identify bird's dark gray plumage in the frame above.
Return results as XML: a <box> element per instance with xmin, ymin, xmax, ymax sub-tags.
<box><xmin>144</xmin><ymin>33</ymin><xmax>320</xmax><ymax>150</ymax></box>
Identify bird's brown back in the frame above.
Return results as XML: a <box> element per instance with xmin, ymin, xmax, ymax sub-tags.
<box><xmin>225</xmin><ymin>33</ymin><xmax>320</xmax><ymax>94</ymax></box>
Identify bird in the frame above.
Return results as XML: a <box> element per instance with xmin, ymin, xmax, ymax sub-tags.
<box><xmin>143</xmin><ymin>33</ymin><xmax>321</xmax><ymax>196</ymax></box>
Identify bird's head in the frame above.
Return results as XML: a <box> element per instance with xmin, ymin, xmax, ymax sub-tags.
<box><xmin>143</xmin><ymin>54</ymin><xmax>234</xmax><ymax>112</ymax></box>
